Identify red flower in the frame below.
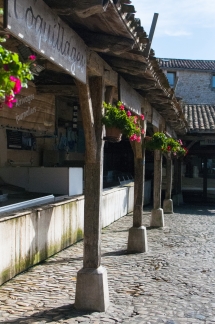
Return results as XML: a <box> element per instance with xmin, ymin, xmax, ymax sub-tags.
<box><xmin>5</xmin><ymin>95</ymin><xmax>16</xmax><ymax>108</ymax></box>
<box><xmin>134</xmin><ymin>116</ymin><xmax>138</xmax><ymax>123</ymax></box>
<box><xmin>10</xmin><ymin>76</ymin><xmax>22</xmax><ymax>94</ymax></box>
<box><xmin>127</xmin><ymin>110</ymin><xmax>131</xmax><ymax>117</ymax></box>
<box><xmin>140</xmin><ymin>114</ymin><xmax>144</xmax><ymax>120</ymax></box>
<box><xmin>167</xmin><ymin>145</ymin><xmax>171</xmax><ymax>151</ymax></box>
<box><xmin>136</xmin><ymin>136</ymin><xmax>141</xmax><ymax>143</ymax></box>
<box><xmin>141</xmin><ymin>129</ymin><xmax>145</xmax><ymax>134</ymax></box>
<box><xmin>28</xmin><ymin>55</ymin><xmax>36</xmax><ymax>61</ymax></box>
<box><xmin>119</xmin><ymin>104</ymin><xmax>124</xmax><ymax>110</ymax></box>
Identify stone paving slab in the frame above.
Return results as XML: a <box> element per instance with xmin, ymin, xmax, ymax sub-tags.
<box><xmin>1</xmin><ymin>203</ymin><xmax>215</xmax><ymax>323</ymax></box>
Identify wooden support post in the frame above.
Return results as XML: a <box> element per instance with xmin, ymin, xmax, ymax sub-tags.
<box><xmin>151</xmin><ymin>149</ymin><xmax>164</xmax><ymax>227</ymax></box>
<box><xmin>75</xmin><ymin>77</ymin><xmax>109</xmax><ymax>312</ymax></box>
<box><xmin>127</xmin><ymin>137</ymin><xmax>148</xmax><ymax>253</ymax></box>
<box><xmin>173</xmin><ymin>158</ymin><xmax>183</xmax><ymax>205</ymax></box>
<box><xmin>203</xmin><ymin>157</ymin><xmax>208</xmax><ymax>202</ymax></box>
<box><xmin>163</xmin><ymin>155</ymin><xmax>173</xmax><ymax>214</ymax></box>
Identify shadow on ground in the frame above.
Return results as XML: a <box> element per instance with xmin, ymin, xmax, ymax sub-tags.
<box><xmin>1</xmin><ymin>304</ymin><xmax>93</xmax><ymax>323</ymax></box>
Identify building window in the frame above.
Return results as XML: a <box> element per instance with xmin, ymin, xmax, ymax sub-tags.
<box><xmin>166</xmin><ymin>72</ymin><xmax>176</xmax><ymax>87</ymax></box>
<box><xmin>212</xmin><ymin>75</ymin><xmax>215</xmax><ymax>88</ymax></box>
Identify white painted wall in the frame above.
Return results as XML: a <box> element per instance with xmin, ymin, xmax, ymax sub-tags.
<box><xmin>0</xmin><ymin>167</ymin><xmax>83</xmax><ymax>195</ymax></box>
<box><xmin>0</xmin><ymin>185</ymin><xmax>133</xmax><ymax>285</ymax></box>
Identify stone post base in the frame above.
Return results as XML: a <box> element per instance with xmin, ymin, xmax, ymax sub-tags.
<box><xmin>151</xmin><ymin>208</ymin><xmax>164</xmax><ymax>227</ymax></box>
<box><xmin>75</xmin><ymin>266</ymin><xmax>109</xmax><ymax>312</ymax></box>
<box><xmin>127</xmin><ymin>226</ymin><xmax>148</xmax><ymax>253</ymax></box>
<box><xmin>163</xmin><ymin>199</ymin><xmax>173</xmax><ymax>214</ymax></box>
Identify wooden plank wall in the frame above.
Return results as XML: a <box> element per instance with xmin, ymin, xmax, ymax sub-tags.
<box><xmin>0</xmin><ymin>83</ymin><xmax>55</xmax><ymax>134</ymax></box>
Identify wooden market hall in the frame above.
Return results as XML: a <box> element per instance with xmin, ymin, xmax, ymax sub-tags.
<box><xmin>0</xmin><ymin>0</ymin><xmax>214</xmax><ymax>312</ymax></box>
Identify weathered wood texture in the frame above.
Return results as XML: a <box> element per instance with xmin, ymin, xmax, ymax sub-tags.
<box><xmin>77</xmin><ymin>76</ymin><xmax>105</xmax><ymax>268</ymax></box>
<box><xmin>42</xmin><ymin>0</ymin><xmax>187</xmax><ymax>135</ymax></box>
<box><xmin>105</xmin><ymin>86</ymin><xmax>115</xmax><ymax>104</ymax></box>
<box><xmin>153</xmin><ymin>150</ymin><xmax>162</xmax><ymax>209</ymax></box>
<box><xmin>87</xmin><ymin>50</ymin><xmax>117</xmax><ymax>87</ymax></box>
<box><xmin>165</xmin><ymin>156</ymin><xmax>172</xmax><ymax>200</ymax></box>
<box><xmin>78</xmin><ymin>31</ymin><xmax>134</xmax><ymax>54</ymax></box>
<box><xmin>6</xmin><ymin>0</ymin><xmax>87</xmax><ymax>83</ymax></box>
<box><xmin>37</xmin><ymin>85</ymin><xmax>78</xmax><ymax>96</ymax></box>
<box><xmin>76</xmin><ymin>79</ymin><xmax>97</xmax><ymax>163</ymax></box>
<box><xmin>133</xmin><ymin>155</ymin><xmax>145</xmax><ymax>227</ymax></box>
<box><xmin>89</xmin><ymin>77</ymin><xmax>104</xmax><ymax>160</ymax></box>
<box><xmin>0</xmin><ymin>84</ymin><xmax>55</xmax><ymax>133</ymax></box>
<box><xmin>121</xmin><ymin>76</ymin><xmax>156</xmax><ymax>91</ymax></box>
<box><xmin>173</xmin><ymin>158</ymin><xmax>182</xmax><ymax>195</ymax></box>
<box><xmin>203</xmin><ymin>157</ymin><xmax>208</xmax><ymax>201</ymax></box>
<box><xmin>44</xmin><ymin>0</ymin><xmax>109</xmax><ymax>17</ymax></box>
<box><xmin>101</xmin><ymin>56</ymin><xmax>147</xmax><ymax>76</ymax></box>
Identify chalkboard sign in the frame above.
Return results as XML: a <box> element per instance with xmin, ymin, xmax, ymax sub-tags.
<box><xmin>6</xmin><ymin>130</ymin><xmax>36</xmax><ymax>150</ymax></box>
<box><xmin>6</xmin><ymin>130</ymin><xmax>22</xmax><ymax>149</ymax></box>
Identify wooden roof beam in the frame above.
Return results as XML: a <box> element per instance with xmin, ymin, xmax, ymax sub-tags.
<box><xmin>77</xmin><ymin>31</ymin><xmax>135</xmax><ymax>55</ymax></box>
<box><xmin>87</xmin><ymin>50</ymin><xmax>117</xmax><ymax>87</ymax></box>
<box><xmin>100</xmin><ymin>55</ymin><xmax>148</xmax><ymax>76</ymax></box>
<box><xmin>36</xmin><ymin>84</ymin><xmax>78</xmax><ymax>96</ymax></box>
<box><xmin>44</xmin><ymin>0</ymin><xmax>109</xmax><ymax>18</ymax></box>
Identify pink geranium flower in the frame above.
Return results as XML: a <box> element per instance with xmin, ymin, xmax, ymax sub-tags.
<box><xmin>127</xmin><ymin>110</ymin><xmax>131</xmax><ymax>117</ymax></box>
<box><xmin>28</xmin><ymin>55</ymin><xmax>36</xmax><ymax>61</ymax></box>
<box><xmin>10</xmin><ymin>76</ymin><xmax>22</xmax><ymax>94</ymax></box>
<box><xmin>141</xmin><ymin>129</ymin><xmax>145</xmax><ymax>134</ymax></box>
<box><xmin>134</xmin><ymin>116</ymin><xmax>138</xmax><ymax>124</ymax></box>
<box><xmin>5</xmin><ymin>94</ymin><xmax>16</xmax><ymax>108</ymax></box>
<box><xmin>119</xmin><ymin>104</ymin><xmax>124</xmax><ymax>110</ymax></box>
<box><xmin>136</xmin><ymin>136</ymin><xmax>141</xmax><ymax>143</ymax></box>
<box><xmin>140</xmin><ymin>114</ymin><xmax>144</xmax><ymax>120</ymax></box>
<box><xmin>130</xmin><ymin>134</ymin><xmax>137</xmax><ymax>141</ymax></box>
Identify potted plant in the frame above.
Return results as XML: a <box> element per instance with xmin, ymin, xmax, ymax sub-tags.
<box><xmin>144</xmin><ymin>132</ymin><xmax>168</xmax><ymax>151</ymax></box>
<box><xmin>144</xmin><ymin>132</ymin><xmax>188</xmax><ymax>158</ymax></box>
<box><xmin>102</xmin><ymin>101</ymin><xmax>145</xmax><ymax>143</ymax></box>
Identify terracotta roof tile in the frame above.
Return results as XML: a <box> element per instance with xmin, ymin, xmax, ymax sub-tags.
<box><xmin>183</xmin><ymin>105</ymin><xmax>215</xmax><ymax>133</ymax></box>
<box><xmin>158</xmin><ymin>59</ymin><xmax>215</xmax><ymax>71</ymax></box>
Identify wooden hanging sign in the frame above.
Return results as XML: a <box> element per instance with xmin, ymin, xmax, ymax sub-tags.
<box><xmin>4</xmin><ymin>0</ymin><xmax>87</xmax><ymax>84</ymax></box>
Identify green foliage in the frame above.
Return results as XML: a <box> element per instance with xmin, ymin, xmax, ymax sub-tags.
<box><xmin>0</xmin><ymin>42</ymin><xmax>34</xmax><ymax>107</ymax></box>
<box><xmin>144</xmin><ymin>132</ymin><xmax>188</xmax><ymax>157</ymax></box>
<box><xmin>102</xmin><ymin>101</ymin><xmax>144</xmax><ymax>142</ymax></box>
<box><xmin>145</xmin><ymin>132</ymin><xmax>168</xmax><ymax>151</ymax></box>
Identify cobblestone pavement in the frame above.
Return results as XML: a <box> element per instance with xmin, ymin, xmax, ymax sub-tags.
<box><xmin>1</xmin><ymin>203</ymin><xmax>215</xmax><ymax>324</ymax></box>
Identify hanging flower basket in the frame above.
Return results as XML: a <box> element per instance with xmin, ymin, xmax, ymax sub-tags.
<box><xmin>104</xmin><ymin>126</ymin><xmax>122</xmax><ymax>143</ymax></box>
<box><xmin>144</xmin><ymin>132</ymin><xmax>188</xmax><ymax>158</ymax></box>
<box><xmin>102</xmin><ymin>101</ymin><xmax>145</xmax><ymax>143</ymax></box>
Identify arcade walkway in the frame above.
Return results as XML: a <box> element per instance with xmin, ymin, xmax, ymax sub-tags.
<box><xmin>0</xmin><ymin>204</ymin><xmax>215</xmax><ymax>323</ymax></box>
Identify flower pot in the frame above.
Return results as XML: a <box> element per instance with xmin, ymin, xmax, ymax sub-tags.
<box><xmin>104</xmin><ymin>127</ymin><xmax>122</xmax><ymax>143</ymax></box>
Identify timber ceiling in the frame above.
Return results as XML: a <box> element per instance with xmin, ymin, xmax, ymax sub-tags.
<box><xmin>42</xmin><ymin>0</ymin><xmax>187</xmax><ymax>135</ymax></box>
<box><xmin>1</xmin><ymin>0</ymin><xmax>187</xmax><ymax>135</ymax></box>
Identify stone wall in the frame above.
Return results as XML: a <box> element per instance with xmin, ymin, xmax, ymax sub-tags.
<box><xmin>175</xmin><ymin>70</ymin><xmax>215</xmax><ymax>104</ymax></box>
